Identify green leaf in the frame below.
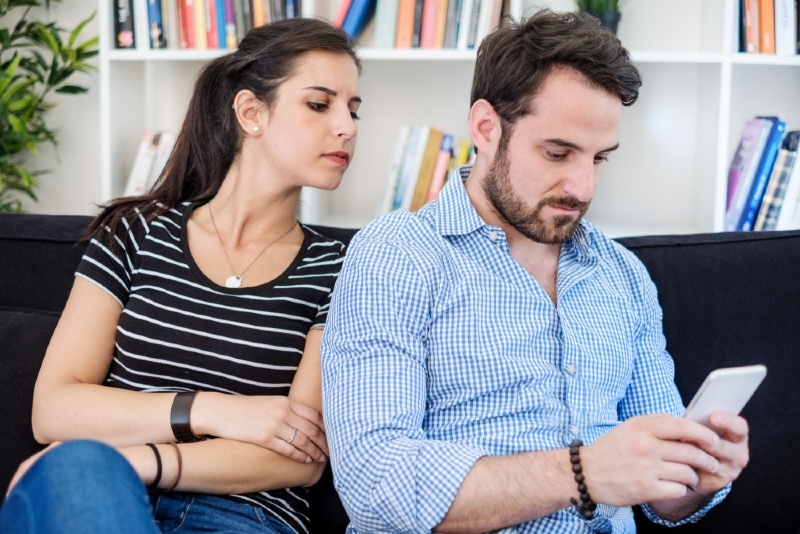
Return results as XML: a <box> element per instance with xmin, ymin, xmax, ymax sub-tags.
<box><xmin>68</xmin><ymin>12</ymin><xmax>95</xmax><ymax>49</ymax></box>
<box><xmin>54</xmin><ymin>84</ymin><xmax>87</xmax><ymax>94</ymax></box>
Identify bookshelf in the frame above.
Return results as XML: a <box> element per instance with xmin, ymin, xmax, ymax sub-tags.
<box><xmin>93</xmin><ymin>0</ymin><xmax>800</xmax><ymax>237</ymax></box>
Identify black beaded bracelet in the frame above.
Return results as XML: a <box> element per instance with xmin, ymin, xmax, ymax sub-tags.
<box><xmin>146</xmin><ymin>443</ymin><xmax>162</xmax><ymax>489</ymax></box>
<box><xmin>569</xmin><ymin>439</ymin><xmax>597</xmax><ymax>520</ymax></box>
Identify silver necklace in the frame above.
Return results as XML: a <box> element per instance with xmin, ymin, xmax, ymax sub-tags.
<box><xmin>208</xmin><ymin>203</ymin><xmax>298</xmax><ymax>289</ymax></box>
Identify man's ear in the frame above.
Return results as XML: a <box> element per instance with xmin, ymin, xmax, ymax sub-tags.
<box><xmin>232</xmin><ymin>90</ymin><xmax>265</xmax><ymax>135</ymax></box>
<box><xmin>469</xmin><ymin>99</ymin><xmax>500</xmax><ymax>157</ymax></box>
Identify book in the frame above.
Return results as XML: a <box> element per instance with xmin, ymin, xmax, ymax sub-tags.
<box><xmin>164</xmin><ymin>0</ymin><xmax>180</xmax><ymax>49</ymax></box>
<box><xmin>412</xmin><ymin>0</ymin><xmax>425</xmax><ymax>47</ymax></box>
<box><xmin>178</xmin><ymin>0</ymin><xmax>196</xmax><ymax>49</ymax></box>
<box><xmin>425</xmin><ymin>133</ymin><xmax>454</xmax><ymax>203</ymax></box>
<box><xmin>224</xmin><ymin>0</ymin><xmax>237</xmax><ymax>48</ymax></box>
<box><xmin>123</xmin><ymin>131</ymin><xmax>159</xmax><ymax>197</ymax></box>
<box><xmin>147</xmin><ymin>0</ymin><xmax>167</xmax><ymax>48</ymax></box>
<box><xmin>342</xmin><ymin>0</ymin><xmax>377</xmax><ymax>39</ymax></box>
<box><xmin>433</xmin><ymin>0</ymin><xmax>449</xmax><ymax>48</ymax></box>
<box><xmin>465</xmin><ymin>0</ymin><xmax>482</xmax><ymax>49</ymax></box>
<box><xmin>774</xmin><ymin>0</ymin><xmax>798</xmax><ymax>55</ymax></box>
<box><xmin>775</xmin><ymin>131</ymin><xmax>800</xmax><ymax>230</ymax></box>
<box><xmin>735</xmin><ymin>116</ymin><xmax>786</xmax><ymax>231</ymax></box>
<box><xmin>114</xmin><ymin>0</ymin><xmax>136</xmax><ymax>48</ymax></box>
<box><xmin>754</xmin><ymin>130</ymin><xmax>800</xmax><ymax>230</ymax></box>
<box><xmin>205</xmin><ymin>0</ymin><xmax>219</xmax><ymax>48</ymax></box>
<box><xmin>743</xmin><ymin>0</ymin><xmax>760</xmax><ymax>52</ymax></box>
<box><xmin>758</xmin><ymin>0</ymin><xmax>776</xmax><ymax>53</ymax></box>
<box><xmin>442</xmin><ymin>0</ymin><xmax>461</xmax><ymax>48</ymax></box>
<box><xmin>419</xmin><ymin>0</ymin><xmax>441</xmax><ymax>48</ymax></box>
<box><xmin>234</xmin><ymin>0</ymin><xmax>250</xmax><ymax>43</ymax></box>
<box><xmin>377</xmin><ymin>126</ymin><xmax>412</xmax><ymax>216</ymax></box>
<box><xmin>409</xmin><ymin>128</ymin><xmax>445</xmax><ymax>211</ymax></box>
<box><xmin>725</xmin><ymin>117</ymin><xmax>774</xmax><ymax>230</ymax></box>
<box><xmin>194</xmin><ymin>0</ymin><xmax>208</xmax><ymax>48</ymax></box>
<box><xmin>455</xmin><ymin>0</ymin><xmax>474</xmax><ymax>50</ymax></box>
<box><xmin>373</xmin><ymin>0</ymin><xmax>400</xmax><ymax>48</ymax></box>
<box><xmin>726</xmin><ymin>117</ymin><xmax>773</xmax><ymax>210</ymax></box>
<box><xmin>395</xmin><ymin>0</ymin><xmax>417</xmax><ymax>48</ymax></box>
<box><xmin>145</xmin><ymin>131</ymin><xmax>177</xmax><ymax>190</ymax></box>
<box><xmin>133</xmin><ymin>0</ymin><xmax>151</xmax><ymax>50</ymax></box>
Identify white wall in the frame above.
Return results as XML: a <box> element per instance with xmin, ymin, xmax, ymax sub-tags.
<box><xmin>17</xmin><ymin>2</ymin><xmax>102</xmax><ymax>215</ymax></box>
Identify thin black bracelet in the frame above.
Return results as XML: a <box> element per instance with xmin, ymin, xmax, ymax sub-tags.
<box><xmin>569</xmin><ymin>439</ymin><xmax>597</xmax><ymax>520</ymax></box>
<box><xmin>146</xmin><ymin>443</ymin><xmax>162</xmax><ymax>489</ymax></box>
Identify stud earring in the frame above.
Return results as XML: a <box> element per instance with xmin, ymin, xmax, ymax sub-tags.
<box><xmin>253</xmin><ymin>126</ymin><xmax>259</xmax><ymax>133</ymax></box>
<box><xmin>232</xmin><ymin>103</ymin><xmax>237</xmax><ymax>111</ymax></box>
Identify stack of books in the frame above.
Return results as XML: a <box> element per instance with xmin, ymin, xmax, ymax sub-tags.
<box><xmin>376</xmin><ymin>125</ymin><xmax>472</xmax><ymax>217</ymax></box>
<box><xmin>738</xmin><ymin>0</ymin><xmax>799</xmax><ymax>56</ymax></box>
<box><xmin>725</xmin><ymin>116</ymin><xmax>800</xmax><ymax>231</ymax></box>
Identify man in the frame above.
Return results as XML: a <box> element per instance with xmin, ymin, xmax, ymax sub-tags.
<box><xmin>321</xmin><ymin>10</ymin><xmax>749</xmax><ymax>533</ymax></box>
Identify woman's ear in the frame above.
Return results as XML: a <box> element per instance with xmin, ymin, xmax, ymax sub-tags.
<box><xmin>232</xmin><ymin>90</ymin><xmax>265</xmax><ymax>135</ymax></box>
<box><xmin>468</xmin><ymin>99</ymin><xmax>500</xmax><ymax>157</ymax></box>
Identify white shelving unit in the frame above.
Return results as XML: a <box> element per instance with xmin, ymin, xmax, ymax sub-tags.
<box><xmin>96</xmin><ymin>0</ymin><xmax>800</xmax><ymax>236</ymax></box>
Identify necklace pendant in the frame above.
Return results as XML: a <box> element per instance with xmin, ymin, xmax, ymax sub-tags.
<box><xmin>225</xmin><ymin>275</ymin><xmax>242</xmax><ymax>289</ymax></box>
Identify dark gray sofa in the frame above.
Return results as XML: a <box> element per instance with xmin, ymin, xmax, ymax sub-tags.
<box><xmin>1</xmin><ymin>212</ymin><xmax>798</xmax><ymax>533</ymax></box>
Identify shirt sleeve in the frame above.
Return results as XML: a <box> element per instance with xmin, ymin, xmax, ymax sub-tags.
<box><xmin>75</xmin><ymin>210</ymin><xmax>150</xmax><ymax>307</ymax></box>
<box><xmin>321</xmin><ymin>231</ymin><xmax>485</xmax><ymax>532</ymax></box>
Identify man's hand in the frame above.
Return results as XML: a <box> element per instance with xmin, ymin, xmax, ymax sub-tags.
<box><xmin>580</xmin><ymin>412</ymin><xmax>749</xmax><ymax>511</ymax></box>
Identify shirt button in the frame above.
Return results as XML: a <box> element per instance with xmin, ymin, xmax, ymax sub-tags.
<box><xmin>571</xmin><ymin>426</ymin><xmax>580</xmax><ymax>435</ymax></box>
<box><xmin>566</xmin><ymin>364</ymin><xmax>577</xmax><ymax>375</ymax></box>
<box><xmin>488</xmin><ymin>231</ymin><xmax>499</xmax><ymax>241</ymax></box>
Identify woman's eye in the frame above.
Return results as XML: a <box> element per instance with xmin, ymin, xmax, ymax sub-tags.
<box><xmin>308</xmin><ymin>102</ymin><xmax>328</xmax><ymax>112</ymax></box>
<box><xmin>547</xmin><ymin>152</ymin><xmax>565</xmax><ymax>160</ymax></box>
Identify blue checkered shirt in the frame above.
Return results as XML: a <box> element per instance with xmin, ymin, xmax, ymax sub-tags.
<box><xmin>321</xmin><ymin>166</ymin><xmax>729</xmax><ymax>533</ymax></box>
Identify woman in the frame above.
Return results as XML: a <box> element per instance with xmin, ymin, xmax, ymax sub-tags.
<box><xmin>0</xmin><ymin>17</ymin><xmax>361</xmax><ymax>534</ymax></box>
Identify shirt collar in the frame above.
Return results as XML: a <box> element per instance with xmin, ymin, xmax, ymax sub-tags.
<box><xmin>431</xmin><ymin>164</ymin><xmax>599</xmax><ymax>263</ymax></box>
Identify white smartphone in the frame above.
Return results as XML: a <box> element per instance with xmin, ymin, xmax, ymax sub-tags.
<box><xmin>684</xmin><ymin>364</ymin><xmax>767</xmax><ymax>431</ymax></box>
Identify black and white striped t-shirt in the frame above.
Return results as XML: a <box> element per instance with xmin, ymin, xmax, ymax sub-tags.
<box><xmin>75</xmin><ymin>201</ymin><xmax>347</xmax><ymax>533</ymax></box>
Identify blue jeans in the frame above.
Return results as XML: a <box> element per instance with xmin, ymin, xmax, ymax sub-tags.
<box><xmin>0</xmin><ymin>440</ymin><xmax>295</xmax><ymax>534</ymax></box>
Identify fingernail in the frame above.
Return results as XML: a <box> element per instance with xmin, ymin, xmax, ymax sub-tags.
<box><xmin>305</xmin><ymin>457</ymin><xmax>313</xmax><ymax>464</ymax></box>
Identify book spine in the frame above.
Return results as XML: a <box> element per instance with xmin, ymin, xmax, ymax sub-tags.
<box><xmin>774</xmin><ymin>0</ymin><xmax>798</xmax><ymax>55</ymax></box>
<box><xmin>133</xmin><ymin>0</ymin><xmax>151</xmax><ymax>50</ymax></box>
<box><xmin>433</xmin><ymin>0</ymin><xmax>449</xmax><ymax>48</ymax></box>
<box><xmin>395</xmin><ymin>0</ymin><xmax>416</xmax><ymax>48</ymax></box>
<box><xmin>442</xmin><ymin>0</ymin><xmax>461</xmax><ymax>48</ymax></box>
<box><xmin>425</xmin><ymin>134</ymin><xmax>454</xmax><ymax>203</ymax></box>
<box><xmin>758</xmin><ymin>0</ymin><xmax>776</xmax><ymax>54</ymax></box>
<box><xmin>412</xmin><ymin>0</ymin><xmax>425</xmax><ymax>47</ymax></box>
<box><xmin>744</xmin><ymin>0</ymin><xmax>759</xmax><ymax>52</ymax></box>
<box><xmin>224</xmin><ymin>0</ymin><xmax>237</xmax><ymax>48</ymax></box>
<box><xmin>147</xmin><ymin>0</ymin><xmax>166</xmax><ymax>48</ymax></box>
<box><xmin>725</xmin><ymin>118</ymin><xmax>773</xmax><ymax>231</ymax></box>
<box><xmin>373</xmin><ymin>0</ymin><xmax>400</xmax><ymax>48</ymax></box>
<box><xmin>455</xmin><ymin>0</ymin><xmax>473</xmax><ymax>50</ymax></box>
<box><xmin>165</xmin><ymin>0</ymin><xmax>180</xmax><ymax>49</ymax></box>
<box><xmin>194</xmin><ymin>0</ymin><xmax>208</xmax><ymax>49</ymax></box>
<box><xmin>342</xmin><ymin>0</ymin><xmax>375</xmax><ymax>39</ymax></box>
<box><xmin>419</xmin><ymin>0</ymin><xmax>440</xmax><ymax>48</ymax></box>
<box><xmin>114</xmin><ymin>0</ymin><xmax>136</xmax><ymax>48</ymax></box>
<box><xmin>753</xmin><ymin>148</ymin><xmax>792</xmax><ymax>230</ymax></box>
<box><xmin>737</xmin><ymin>118</ymin><xmax>786</xmax><ymax>231</ymax></box>
<box><xmin>206</xmin><ymin>0</ymin><xmax>219</xmax><ymax>48</ymax></box>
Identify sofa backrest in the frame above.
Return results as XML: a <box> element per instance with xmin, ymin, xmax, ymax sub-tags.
<box><xmin>618</xmin><ymin>231</ymin><xmax>800</xmax><ymax>534</ymax></box>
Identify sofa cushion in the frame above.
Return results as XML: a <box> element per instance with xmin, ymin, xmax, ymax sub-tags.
<box><xmin>0</xmin><ymin>309</ymin><xmax>56</xmax><ymax>490</ymax></box>
<box><xmin>619</xmin><ymin>231</ymin><xmax>800</xmax><ymax>533</ymax></box>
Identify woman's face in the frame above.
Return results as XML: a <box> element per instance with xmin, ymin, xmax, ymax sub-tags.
<box><xmin>257</xmin><ymin>50</ymin><xmax>361</xmax><ymax>192</ymax></box>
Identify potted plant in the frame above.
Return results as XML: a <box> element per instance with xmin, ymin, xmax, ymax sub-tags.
<box><xmin>0</xmin><ymin>0</ymin><xmax>97</xmax><ymax>212</ymax></box>
<box><xmin>575</xmin><ymin>0</ymin><xmax>624</xmax><ymax>35</ymax></box>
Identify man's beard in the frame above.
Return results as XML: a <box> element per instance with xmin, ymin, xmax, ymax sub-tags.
<box><xmin>482</xmin><ymin>139</ymin><xmax>590</xmax><ymax>245</ymax></box>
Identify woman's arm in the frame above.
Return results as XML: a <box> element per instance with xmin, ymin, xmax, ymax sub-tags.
<box><xmin>32</xmin><ymin>277</ymin><xmax>328</xmax><ymax>489</ymax></box>
<box><xmin>120</xmin><ymin>329</ymin><xmax>329</xmax><ymax>493</ymax></box>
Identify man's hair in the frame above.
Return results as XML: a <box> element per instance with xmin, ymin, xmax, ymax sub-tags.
<box><xmin>471</xmin><ymin>10</ymin><xmax>642</xmax><ymax>125</ymax></box>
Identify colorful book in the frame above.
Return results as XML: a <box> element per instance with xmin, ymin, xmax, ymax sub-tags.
<box><xmin>743</xmin><ymin>0</ymin><xmax>759</xmax><ymax>52</ymax></box>
<box><xmin>725</xmin><ymin>117</ymin><xmax>774</xmax><ymax>230</ymax></box>
<box><xmin>774</xmin><ymin>132</ymin><xmax>800</xmax><ymax>230</ymax></box>
<box><xmin>133</xmin><ymin>0</ymin><xmax>151</xmax><ymax>50</ymax></box>
<box><xmin>455</xmin><ymin>0</ymin><xmax>474</xmax><ymax>50</ymax></box>
<box><xmin>205</xmin><ymin>0</ymin><xmax>219</xmax><ymax>48</ymax></box>
<box><xmin>442</xmin><ymin>0</ymin><xmax>462</xmax><ymax>48</ymax></box>
<box><xmin>114</xmin><ymin>0</ymin><xmax>136</xmax><ymax>48</ymax></box>
<box><xmin>395</xmin><ymin>0</ymin><xmax>417</xmax><ymax>48</ymax></box>
<box><xmin>409</xmin><ymin>128</ymin><xmax>445</xmax><ymax>211</ymax></box>
<box><xmin>178</xmin><ymin>0</ymin><xmax>196</xmax><ymax>49</ymax></box>
<box><xmin>758</xmin><ymin>0</ymin><xmax>776</xmax><ymax>54</ymax></box>
<box><xmin>433</xmin><ymin>0</ymin><xmax>449</xmax><ymax>47</ymax></box>
<box><xmin>194</xmin><ymin>0</ymin><xmax>208</xmax><ymax>49</ymax></box>
<box><xmin>223</xmin><ymin>0</ymin><xmax>237</xmax><ymax>48</ymax></box>
<box><xmin>419</xmin><ymin>0</ymin><xmax>441</xmax><ymax>48</ymax></box>
<box><xmin>425</xmin><ymin>134</ymin><xmax>454</xmax><ymax>203</ymax></box>
<box><xmin>754</xmin><ymin>131</ymin><xmax>800</xmax><ymax>230</ymax></box>
<box><xmin>736</xmin><ymin>116</ymin><xmax>787</xmax><ymax>231</ymax></box>
<box><xmin>147</xmin><ymin>0</ymin><xmax>166</xmax><ymax>48</ymax></box>
<box><xmin>164</xmin><ymin>0</ymin><xmax>180</xmax><ymax>49</ymax></box>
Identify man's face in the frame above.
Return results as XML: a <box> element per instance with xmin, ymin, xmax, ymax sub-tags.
<box><xmin>482</xmin><ymin>68</ymin><xmax>623</xmax><ymax>244</ymax></box>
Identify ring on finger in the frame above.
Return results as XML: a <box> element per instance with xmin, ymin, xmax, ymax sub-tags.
<box><xmin>286</xmin><ymin>428</ymin><xmax>298</xmax><ymax>445</ymax></box>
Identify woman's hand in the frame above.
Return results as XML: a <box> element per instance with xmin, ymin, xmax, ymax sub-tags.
<box><xmin>6</xmin><ymin>442</ymin><xmax>62</xmax><ymax>496</ymax></box>
<box><xmin>191</xmin><ymin>392</ymin><xmax>328</xmax><ymax>464</ymax></box>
